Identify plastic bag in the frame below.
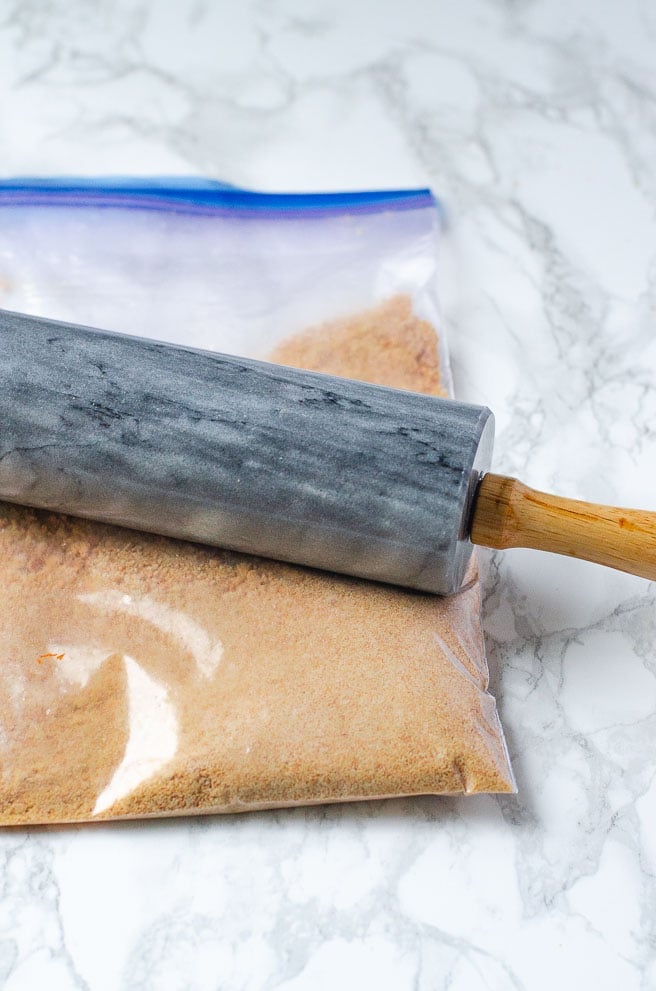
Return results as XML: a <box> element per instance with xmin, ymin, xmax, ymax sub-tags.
<box><xmin>0</xmin><ymin>178</ymin><xmax>515</xmax><ymax>825</ymax></box>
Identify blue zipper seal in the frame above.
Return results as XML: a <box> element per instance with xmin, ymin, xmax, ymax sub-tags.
<box><xmin>0</xmin><ymin>177</ymin><xmax>438</xmax><ymax>218</ymax></box>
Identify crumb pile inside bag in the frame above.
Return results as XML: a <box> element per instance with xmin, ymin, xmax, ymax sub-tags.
<box><xmin>0</xmin><ymin>296</ymin><xmax>514</xmax><ymax>825</ymax></box>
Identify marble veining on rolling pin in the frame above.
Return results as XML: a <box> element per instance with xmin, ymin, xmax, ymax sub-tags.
<box><xmin>2</xmin><ymin>1</ymin><xmax>656</xmax><ymax>988</ymax></box>
<box><xmin>0</xmin><ymin>309</ymin><xmax>493</xmax><ymax>594</ymax></box>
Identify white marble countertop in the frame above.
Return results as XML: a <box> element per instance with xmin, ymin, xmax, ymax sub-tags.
<box><xmin>2</xmin><ymin>1</ymin><xmax>656</xmax><ymax>988</ymax></box>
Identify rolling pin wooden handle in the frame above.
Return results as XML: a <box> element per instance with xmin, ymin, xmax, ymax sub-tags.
<box><xmin>470</xmin><ymin>473</ymin><xmax>656</xmax><ymax>582</ymax></box>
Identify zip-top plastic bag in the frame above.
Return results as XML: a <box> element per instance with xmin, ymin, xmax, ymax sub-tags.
<box><xmin>0</xmin><ymin>178</ymin><xmax>514</xmax><ymax>825</ymax></box>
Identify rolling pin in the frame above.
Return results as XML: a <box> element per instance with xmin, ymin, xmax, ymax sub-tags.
<box><xmin>1</xmin><ymin>308</ymin><xmax>655</xmax><ymax>595</ymax></box>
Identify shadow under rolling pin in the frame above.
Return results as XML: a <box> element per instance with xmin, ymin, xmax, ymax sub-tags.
<box><xmin>1</xmin><ymin>307</ymin><xmax>655</xmax><ymax>595</ymax></box>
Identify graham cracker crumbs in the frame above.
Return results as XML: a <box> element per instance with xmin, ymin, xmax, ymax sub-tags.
<box><xmin>271</xmin><ymin>294</ymin><xmax>448</xmax><ymax>397</ymax></box>
<box><xmin>0</xmin><ymin>294</ymin><xmax>513</xmax><ymax>826</ymax></box>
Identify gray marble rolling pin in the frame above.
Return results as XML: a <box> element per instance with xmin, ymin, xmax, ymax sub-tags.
<box><xmin>1</xmin><ymin>308</ymin><xmax>656</xmax><ymax>594</ymax></box>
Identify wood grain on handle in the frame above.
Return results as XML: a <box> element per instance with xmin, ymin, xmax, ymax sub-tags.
<box><xmin>470</xmin><ymin>473</ymin><xmax>656</xmax><ymax>582</ymax></box>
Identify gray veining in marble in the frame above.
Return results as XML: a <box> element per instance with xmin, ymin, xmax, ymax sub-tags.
<box><xmin>0</xmin><ymin>308</ymin><xmax>493</xmax><ymax>594</ymax></box>
<box><xmin>2</xmin><ymin>0</ymin><xmax>656</xmax><ymax>988</ymax></box>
